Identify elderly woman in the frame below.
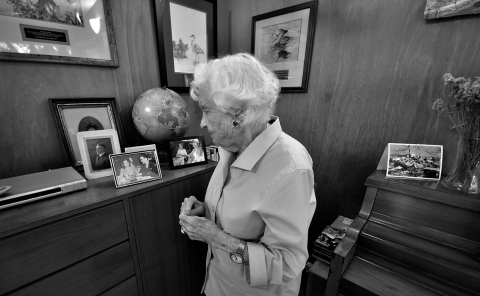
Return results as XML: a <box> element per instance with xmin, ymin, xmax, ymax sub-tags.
<box><xmin>179</xmin><ymin>53</ymin><xmax>316</xmax><ymax>296</ymax></box>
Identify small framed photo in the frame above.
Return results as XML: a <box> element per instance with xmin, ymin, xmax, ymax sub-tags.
<box><xmin>125</xmin><ymin>144</ymin><xmax>158</xmax><ymax>154</ymax></box>
<box><xmin>166</xmin><ymin>136</ymin><xmax>208</xmax><ymax>170</ymax></box>
<box><xmin>77</xmin><ymin>130</ymin><xmax>121</xmax><ymax>179</ymax></box>
<box><xmin>49</xmin><ymin>98</ymin><xmax>126</xmax><ymax>170</ymax></box>
<box><xmin>109</xmin><ymin>150</ymin><xmax>162</xmax><ymax>188</ymax></box>
<box><xmin>387</xmin><ymin>143</ymin><xmax>443</xmax><ymax>180</ymax></box>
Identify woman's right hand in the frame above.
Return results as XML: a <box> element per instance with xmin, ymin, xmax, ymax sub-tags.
<box><xmin>181</xmin><ymin>196</ymin><xmax>205</xmax><ymax>216</ymax></box>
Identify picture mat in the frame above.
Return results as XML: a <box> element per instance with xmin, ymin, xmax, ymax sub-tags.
<box><xmin>170</xmin><ymin>2</ymin><xmax>207</xmax><ymax>74</ymax></box>
<box><xmin>110</xmin><ymin>150</ymin><xmax>162</xmax><ymax>188</ymax></box>
<box><xmin>0</xmin><ymin>0</ymin><xmax>111</xmax><ymax>60</ymax></box>
<box><xmin>77</xmin><ymin>130</ymin><xmax>120</xmax><ymax>179</ymax></box>
<box><xmin>62</xmin><ymin>106</ymin><xmax>114</xmax><ymax>164</ymax></box>
<box><xmin>254</xmin><ymin>8</ymin><xmax>309</xmax><ymax>88</ymax></box>
<box><xmin>386</xmin><ymin>143</ymin><xmax>443</xmax><ymax>180</ymax></box>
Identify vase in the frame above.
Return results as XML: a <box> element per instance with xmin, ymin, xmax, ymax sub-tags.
<box><xmin>441</xmin><ymin>136</ymin><xmax>480</xmax><ymax>194</ymax></box>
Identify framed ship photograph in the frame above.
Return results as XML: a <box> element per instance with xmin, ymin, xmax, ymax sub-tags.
<box><xmin>0</xmin><ymin>0</ymin><xmax>118</xmax><ymax>66</ymax></box>
<box><xmin>252</xmin><ymin>1</ymin><xmax>317</xmax><ymax>93</ymax></box>
<box><xmin>153</xmin><ymin>0</ymin><xmax>217</xmax><ymax>92</ymax></box>
<box><xmin>387</xmin><ymin>143</ymin><xmax>443</xmax><ymax>181</ymax></box>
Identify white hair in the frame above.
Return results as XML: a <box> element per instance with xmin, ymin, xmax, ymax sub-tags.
<box><xmin>190</xmin><ymin>53</ymin><xmax>280</xmax><ymax>127</ymax></box>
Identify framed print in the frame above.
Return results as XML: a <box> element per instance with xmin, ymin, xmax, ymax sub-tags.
<box><xmin>387</xmin><ymin>143</ymin><xmax>443</xmax><ymax>181</ymax></box>
<box><xmin>166</xmin><ymin>135</ymin><xmax>208</xmax><ymax>170</ymax></box>
<box><xmin>49</xmin><ymin>98</ymin><xmax>126</xmax><ymax>170</ymax></box>
<box><xmin>153</xmin><ymin>0</ymin><xmax>217</xmax><ymax>92</ymax></box>
<box><xmin>77</xmin><ymin>129</ymin><xmax>121</xmax><ymax>179</ymax></box>
<box><xmin>125</xmin><ymin>144</ymin><xmax>157</xmax><ymax>154</ymax></box>
<box><xmin>0</xmin><ymin>0</ymin><xmax>118</xmax><ymax>67</ymax></box>
<box><xmin>252</xmin><ymin>1</ymin><xmax>317</xmax><ymax>93</ymax></box>
<box><xmin>110</xmin><ymin>150</ymin><xmax>162</xmax><ymax>188</ymax></box>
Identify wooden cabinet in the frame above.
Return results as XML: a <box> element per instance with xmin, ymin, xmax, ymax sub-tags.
<box><xmin>0</xmin><ymin>163</ymin><xmax>216</xmax><ymax>296</ymax></box>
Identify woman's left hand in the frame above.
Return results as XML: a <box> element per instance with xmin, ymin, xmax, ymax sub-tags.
<box><xmin>179</xmin><ymin>213</ymin><xmax>220</xmax><ymax>243</ymax></box>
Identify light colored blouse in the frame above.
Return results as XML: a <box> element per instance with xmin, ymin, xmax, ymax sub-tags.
<box><xmin>203</xmin><ymin>117</ymin><xmax>316</xmax><ymax>296</ymax></box>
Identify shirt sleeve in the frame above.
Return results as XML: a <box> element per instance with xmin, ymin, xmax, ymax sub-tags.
<box><xmin>246</xmin><ymin>169</ymin><xmax>316</xmax><ymax>287</ymax></box>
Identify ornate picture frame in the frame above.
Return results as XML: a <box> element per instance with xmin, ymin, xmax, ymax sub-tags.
<box><xmin>110</xmin><ymin>150</ymin><xmax>162</xmax><ymax>188</ymax></box>
<box><xmin>0</xmin><ymin>0</ymin><xmax>119</xmax><ymax>67</ymax></box>
<box><xmin>153</xmin><ymin>0</ymin><xmax>217</xmax><ymax>92</ymax></box>
<box><xmin>166</xmin><ymin>135</ymin><xmax>208</xmax><ymax>170</ymax></box>
<box><xmin>49</xmin><ymin>98</ymin><xmax>126</xmax><ymax>170</ymax></box>
<box><xmin>252</xmin><ymin>1</ymin><xmax>317</xmax><ymax>93</ymax></box>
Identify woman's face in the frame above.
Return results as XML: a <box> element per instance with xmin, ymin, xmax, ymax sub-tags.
<box><xmin>179</xmin><ymin>144</ymin><xmax>183</xmax><ymax>149</ymax></box>
<box><xmin>198</xmin><ymin>98</ymin><xmax>242</xmax><ymax>152</ymax></box>
<box><xmin>193</xmin><ymin>142</ymin><xmax>198</xmax><ymax>148</ymax></box>
<box><xmin>122</xmin><ymin>160</ymin><xmax>129</xmax><ymax>168</ymax></box>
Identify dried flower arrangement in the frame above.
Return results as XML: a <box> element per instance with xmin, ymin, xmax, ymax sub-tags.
<box><xmin>432</xmin><ymin>73</ymin><xmax>480</xmax><ymax>193</ymax></box>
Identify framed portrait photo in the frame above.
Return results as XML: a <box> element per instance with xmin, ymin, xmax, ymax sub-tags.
<box><xmin>49</xmin><ymin>98</ymin><xmax>126</xmax><ymax>170</ymax></box>
<box><xmin>166</xmin><ymin>135</ymin><xmax>208</xmax><ymax>170</ymax></box>
<box><xmin>0</xmin><ymin>0</ymin><xmax>118</xmax><ymax>66</ymax></box>
<box><xmin>77</xmin><ymin>129</ymin><xmax>121</xmax><ymax>179</ymax></box>
<box><xmin>153</xmin><ymin>0</ymin><xmax>217</xmax><ymax>92</ymax></box>
<box><xmin>387</xmin><ymin>143</ymin><xmax>443</xmax><ymax>181</ymax></box>
<box><xmin>252</xmin><ymin>1</ymin><xmax>317</xmax><ymax>93</ymax></box>
<box><xmin>110</xmin><ymin>150</ymin><xmax>162</xmax><ymax>188</ymax></box>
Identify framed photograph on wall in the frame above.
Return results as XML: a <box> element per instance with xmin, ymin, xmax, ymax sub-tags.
<box><xmin>387</xmin><ymin>143</ymin><xmax>443</xmax><ymax>181</ymax></box>
<box><xmin>0</xmin><ymin>0</ymin><xmax>118</xmax><ymax>67</ymax></box>
<box><xmin>77</xmin><ymin>129</ymin><xmax>121</xmax><ymax>179</ymax></box>
<box><xmin>49</xmin><ymin>98</ymin><xmax>126</xmax><ymax>170</ymax></box>
<box><xmin>110</xmin><ymin>150</ymin><xmax>162</xmax><ymax>188</ymax></box>
<box><xmin>252</xmin><ymin>1</ymin><xmax>317</xmax><ymax>93</ymax></box>
<box><xmin>166</xmin><ymin>135</ymin><xmax>208</xmax><ymax>170</ymax></box>
<box><xmin>153</xmin><ymin>0</ymin><xmax>217</xmax><ymax>92</ymax></box>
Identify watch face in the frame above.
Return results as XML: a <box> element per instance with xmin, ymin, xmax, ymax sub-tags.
<box><xmin>230</xmin><ymin>253</ymin><xmax>243</xmax><ymax>264</ymax></box>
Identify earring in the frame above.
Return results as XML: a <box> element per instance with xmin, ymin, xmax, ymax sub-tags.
<box><xmin>231</xmin><ymin>120</ymin><xmax>240</xmax><ymax>128</ymax></box>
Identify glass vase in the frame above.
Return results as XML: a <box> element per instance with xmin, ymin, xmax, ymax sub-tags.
<box><xmin>441</xmin><ymin>136</ymin><xmax>480</xmax><ymax>194</ymax></box>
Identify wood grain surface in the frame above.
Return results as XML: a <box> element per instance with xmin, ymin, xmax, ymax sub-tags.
<box><xmin>228</xmin><ymin>0</ymin><xmax>480</xmax><ymax>254</ymax></box>
<box><xmin>128</xmin><ymin>172</ymin><xmax>212</xmax><ymax>296</ymax></box>
<box><xmin>9</xmin><ymin>242</ymin><xmax>135</xmax><ymax>296</ymax></box>
<box><xmin>0</xmin><ymin>203</ymin><xmax>128</xmax><ymax>295</ymax></box>
<box><xmin>102</xmin><ymin>277</ymin><xmax>139</xmax><ymax>296</ymax></box>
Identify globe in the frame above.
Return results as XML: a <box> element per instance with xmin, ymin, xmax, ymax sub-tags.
<box><xmin>132</xmin><ymin>87</ymin><xmax>190</xmax><ymax>144</ymax></box>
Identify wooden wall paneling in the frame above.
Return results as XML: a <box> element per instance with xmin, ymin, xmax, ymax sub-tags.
<box><xmin>10</xmin><ymin>242</ymin><xmax>135</xmax><ymax>296</ymax></box>
<box><xmin>228</xmin><ymin>0</ymin><xmax>480</xmax><ymax>255</ymax></box>
<box><xmin>0</xmin><ymin>203</ymin><xmax>128</xmax><ymax>295</ymax></box>
<box><xmin>102</xmin><ymin>277</ymin><xmax>139</xmax><ymax>296</ymax></box>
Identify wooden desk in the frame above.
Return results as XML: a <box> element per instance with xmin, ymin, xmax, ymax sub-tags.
<box><xmin>0</xmin><ymin>162</ymin><xmax>216</xmax><ymax>296</ymax></box>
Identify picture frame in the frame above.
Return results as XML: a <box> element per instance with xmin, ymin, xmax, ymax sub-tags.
<box><xmin>109</xmin><ymin>150</ymin><xmax>162</xmax><ymax>188</ymax></box>
<box><xmin>77</xmin><ymin>129</ymin><xmax>121</xmax><ymax>179</ymax></box>
<box><xmin>387</xmin><ymin>143</ymin><xmax>443</xmax><ymax>181</ymax></box>
<box><xmin>252</xmin><ymin>1</ymin><xmax>317</xmax><ymax>93</ymax></box>
<box><xmin>166</xmin><ymin>135</ymin><xmax>208</xmax><ymax>170</ymax></box>
<box><xmin>49</xmin><ymin>98</ymin><xmax>126</xmax><ymax>170</ymax></box>
<box><xmin>153</xmin><ymin>0</ymin><xmax>217</xmax><ymax>92</ymax></box>
<box><xmin>0</xmin><ymin>0</ymin><xmax>119</xmax><ymax>67</ymax></box>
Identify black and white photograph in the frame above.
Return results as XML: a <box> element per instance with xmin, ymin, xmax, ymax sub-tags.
<box><xmin>166</xmin><ymin>135</ymin><xmax>207</xmax><ymax>170</ymax></box>
<box><xmin>49</xmin><ymin>98</ymin><xmax>125</xmax><ymax>169</ymax></box>
<box><xmin>110</xmin><ymin>150</ymin><xmax>162</xmax><ymax>188</ymax></box>
<box><xmin>252</xmin><ymin>1</ymin><xmax>317</xmax><ymax>92</ymax></box>
<box><xmin>77</xmin><ymin>129</ymin><xmax>121</xmax><ymax>179</ymax></box>
<box><xmin>387</xmin><ymin>143</ymin><xmax>443</xmax><ymax>180</ymax></box>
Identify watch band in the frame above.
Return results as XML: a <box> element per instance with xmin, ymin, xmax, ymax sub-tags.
<box><xmin>230</xmin><ymin>240</ymin><xmax>246</xmax><ymax>264</ymax></box>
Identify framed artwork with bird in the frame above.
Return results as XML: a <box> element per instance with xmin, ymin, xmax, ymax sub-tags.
<box><xmin>252</xmin><ymin>1</ymin><xmax>317</xmax><ymax>93</ymax></box>
<box><xmin>153</xmin><ymin>0</ymin><xmax>217</xmax><ymax>92</ymax></box>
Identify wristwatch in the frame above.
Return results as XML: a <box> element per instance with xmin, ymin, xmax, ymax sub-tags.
<box><xmin>230</xmin><ymin>241</ymin><xmax>246</xmax><ymax>264</ymax></box>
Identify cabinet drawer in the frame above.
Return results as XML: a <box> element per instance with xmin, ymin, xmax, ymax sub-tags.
<box><xmin>10</xmin><ymin>242</ymin><xmax>135</xmax><ymax>296</ymax></box>
<box><xmin>0</xmin><ymin>203</ymin><xmax>128</xmax><ymax>295</ymax></box>
<box><xmin>103</xmin><ymin>277</ymin><xmax>139</xmax><ymax>296</ymax></box>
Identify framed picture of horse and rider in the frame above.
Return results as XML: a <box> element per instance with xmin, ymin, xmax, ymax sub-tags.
<box><xmin>153</xmin><ymin>0</ymin><xmax>217</xmax><ymax>92</ymax></box>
